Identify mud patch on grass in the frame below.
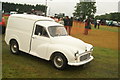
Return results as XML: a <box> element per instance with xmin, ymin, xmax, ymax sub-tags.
<box><xmin>71</xmin><ymin>26</ymin><xmax>118</xmax><ymax>50</ymax></box>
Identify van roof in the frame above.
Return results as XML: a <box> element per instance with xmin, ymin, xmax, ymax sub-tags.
<box><xmin>10</xmin><ymin>14</ymin><xmax>55</xmax><ymax>21</ymax></box>
<box><xmin>36</xmin><ymin>21</ymin><xmax>63</xmax><ymax>28</ymax></box>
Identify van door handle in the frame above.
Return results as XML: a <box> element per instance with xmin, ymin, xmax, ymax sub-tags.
<box><xmin>32</xmin><ymin>36</ymin><xmax>37</xmax><ymax>39</ymax></box>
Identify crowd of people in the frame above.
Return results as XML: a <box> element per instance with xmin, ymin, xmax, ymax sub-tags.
<box><xmin>1</xmin><ymin>14</ymin><xmax>102</xmax><ymax>35</ymax></box>
<box><xmin>51</xmin><ymin>16</ymin><xmax>73</xmax><ymax>35</ymax></box>
<box><xmin>51</xmin><ymin>16</ymin><xmax>102</xmax><ymax>35</ymax></box>
<box><xmin>84</xmin><ymin>17</ymin><xmax>101</xmax><ymax>35</ymax></box>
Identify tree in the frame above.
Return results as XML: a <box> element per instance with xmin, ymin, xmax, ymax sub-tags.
<box><xmin>73</xmin><ymin>0</ymin><xmax>96</xmax><ymax>21</ymax></box>
<box><xmin>95</xmin><ymin>12</ymin><xmax>120</xmax><ymax>22</ymax></box>
<box><xmin>35</xmin><ymin>4</ymin><xmax>46</xmax><ymax>12</ymax></box>
<box><xmin>2</xmin><ymin>2</ymin><xmax>46</xmax><ymax>14</ymax></box>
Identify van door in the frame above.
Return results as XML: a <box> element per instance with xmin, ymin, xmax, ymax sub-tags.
<box><xmin>30</xmin><ymin>25</ymin><xmax>51</xmax><ymax>59</ymax></box>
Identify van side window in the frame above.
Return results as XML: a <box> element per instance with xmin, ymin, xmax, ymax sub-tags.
<box><xmin>35</xmin><ymin>25</ymin><xmax>49</xmax><ymax>37</ymax></box>
<box><xmin>35</xmin><ymin>25</ymin><xmax>43</xmax><ymax>35</ymax></box>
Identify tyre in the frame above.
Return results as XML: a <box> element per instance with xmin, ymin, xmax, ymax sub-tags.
<box><xmin>10</xmin><ymin>40</ymin><xmax>19</xmax><ymax>54</ymax></box>
<box><xmin>52</xmin><ymin>53</ymin><xmax>67</xmax><ymax>70</ymax></box>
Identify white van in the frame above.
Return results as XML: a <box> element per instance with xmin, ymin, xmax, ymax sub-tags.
<box><xmin>5</xmin><ymin>14</ymin><xmax>94</xmax><ymax>70</ymax></box>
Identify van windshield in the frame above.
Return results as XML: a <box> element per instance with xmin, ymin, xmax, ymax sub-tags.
<box><xmin>48</xmin><ymin>26</ymin><xmax>68</xmax><ymax>37</ymax></box>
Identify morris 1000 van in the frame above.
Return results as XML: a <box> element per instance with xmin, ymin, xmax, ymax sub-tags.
<box><xmin>5</xmin><ymin>14</ymin><xmax>94</xmax><ymax>69</ymax></box>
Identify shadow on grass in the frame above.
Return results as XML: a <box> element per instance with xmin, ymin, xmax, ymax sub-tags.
<box><xmin>17</xmin><ymin>51</ymin><xmax>90</xmax><ymax>71</ymax></box>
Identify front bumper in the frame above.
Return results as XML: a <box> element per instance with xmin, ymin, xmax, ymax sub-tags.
<box><xmin>68</xmin><ymin>56</ymin><xmax>94</xmax><ymax>66</ymax></box>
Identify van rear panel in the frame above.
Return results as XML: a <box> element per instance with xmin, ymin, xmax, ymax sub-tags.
<box><xmin>5</xmin><ymin>16</ymin><xmax>35</xmax><ymax>53</ymax></box>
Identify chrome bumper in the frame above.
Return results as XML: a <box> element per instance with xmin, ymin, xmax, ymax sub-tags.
<box><xmin>68</xmin><ymin>56</ymin><xmax>94</xmax><ymax>66</ymax></box>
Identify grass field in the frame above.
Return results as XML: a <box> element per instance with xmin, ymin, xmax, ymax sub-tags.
<box><xmin>2</xmin><ymin>19</ymin><xmax>119</xmax><ymax>78</ymax></box>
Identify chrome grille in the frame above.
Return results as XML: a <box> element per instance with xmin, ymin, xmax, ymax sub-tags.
<box><xmin>80</xmin><ymin>53</ymin><xmax>90</xmax><ymax>61</ymax></box>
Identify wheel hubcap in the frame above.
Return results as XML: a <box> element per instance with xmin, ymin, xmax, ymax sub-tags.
<box><xmin>54</xmin><ymin>56</ymin><xmax>63</xmax><ymax>68</ymax></box>
<box><xmin>11</xmin><ymin>44</ymin><xmax>17</xmax><ymax>53</ymax></box>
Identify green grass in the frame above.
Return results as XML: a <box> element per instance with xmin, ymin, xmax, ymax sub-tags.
<box><xmin>2</xmin><ymin>35</ymin><xmax>118</xmax><ymax>78</ymax></box>
<box><xmin>0</xmin><ymin>35</ymin><xmax>2</xmax><ymax>79</ymax></box>
<box><xmin>2</xmin><ymin>19</ymin><xmax>119</xmax><ymax>78</ymax></box>
<box><xmin>73</xmin><ymin>23</ymin><xmax>119</xmax><ymax>32</ymax></box>
<box><xmin>91</xmin><ymin>25</ymin><xmax>119</xmax><ymax>32</ymax></box>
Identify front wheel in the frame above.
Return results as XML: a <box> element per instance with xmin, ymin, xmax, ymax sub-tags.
<box><xmin>10</xmin><ymin>40</ymin><xmax>19</xmax><ymax>54</ymax></box>
<box><xmin>52</xmin><ymin>53</ymin><xmax>67</xmax><ymax>70</ymax></box>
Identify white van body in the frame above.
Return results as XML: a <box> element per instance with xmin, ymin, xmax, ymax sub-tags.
<box><xmin>10</xmin><ymin>11</ymin><xmax>17</xmax><ymax>15</ymax></box>
<box><xmin>5</xmin><ymin>14</ymin><xmax>54</xmax><ymax>53</ymax></box>
<box><xmin>5</xmin><ymin>14</ymin><xmax>94</xmax><ymax>69</ymax></box>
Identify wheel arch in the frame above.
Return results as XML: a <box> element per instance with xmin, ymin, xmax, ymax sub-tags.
<box><xmin>50</xmin><ymin>51</ymin><xmax>68</xmax><ymax>63</ymax></box>
<box><xmin>9</xmin><ymin>38</ymin><xmax>19</xmax><ymax>45</ymax></box>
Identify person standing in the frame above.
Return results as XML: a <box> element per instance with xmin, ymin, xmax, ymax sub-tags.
<box><xmin>97</xmin><ymin>20</ymin><xmax>100</xmax><ymax>29</ymax></box>
<box><xmin>63</xmin><ymin>16</ymin><xmax>70</xmax><ymax>34</ymax></box>
<box><xmin>94</xmin><ymin>19</ymin><xmax>97</xmax><ymax>29</ymax></box>
<box><xmin>84</xmin><ymin>17</ymin><xmax>91</xmax><ymax>35</ymax></box>
<box><xmin>68</xmin><ymin>17</ymin><xmax>73</xmax><ymax>35</ymax></box>
<box><xmin>0</xmin><ymin>15</ymin><xmax>6</xmax><ymax>34</ymax></box>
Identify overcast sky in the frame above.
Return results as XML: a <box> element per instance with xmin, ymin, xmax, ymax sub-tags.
<box><xmin>1</xmin><ymin>0</ymin><xmax>119</xmax><ymax>16</ymax></box>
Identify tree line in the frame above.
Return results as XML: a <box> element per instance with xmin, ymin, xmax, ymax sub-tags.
<box><xmin>73</xmin><ymin>0</ymin><xmax>120</xmax><ymax>22</ymax></box>
<box><xmin>2</xmin><ymin>2</ymin><xmax>47</xmax><ymax>13</ymax></box>
<box><xmin>73</xmin><ymin>1</ymin><xmax>96</xmax><ymax>21</ymax></box>
<box><xmin>95</xmin><ymin>12</ymin><xmax>120</xmax><ymax>22</ymax></box>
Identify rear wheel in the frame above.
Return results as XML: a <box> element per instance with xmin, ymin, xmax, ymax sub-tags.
<box><xmin>52</xmin><ymin>53</ymin><xmax>67</xmax><ymax>70</ymax></box>
<box><xmin>10</xmin><ymin>40</ymin><xmax>19</xmax><ymax>54</ymax></box>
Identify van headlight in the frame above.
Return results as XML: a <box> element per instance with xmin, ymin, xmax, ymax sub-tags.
<box><xmin>74</xmin><ymin>51</ymin><xmax>79</xmax><ymax>57</ymax></box>
<box><xmin>90</xmin><ymin>47</ymin><xmax>94</xmax><ymax>51</ymax></box>
<box><xmin>74</xmin><ymin>51</ymin><xmax>79</xmax><ymax>60</ymax></box>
